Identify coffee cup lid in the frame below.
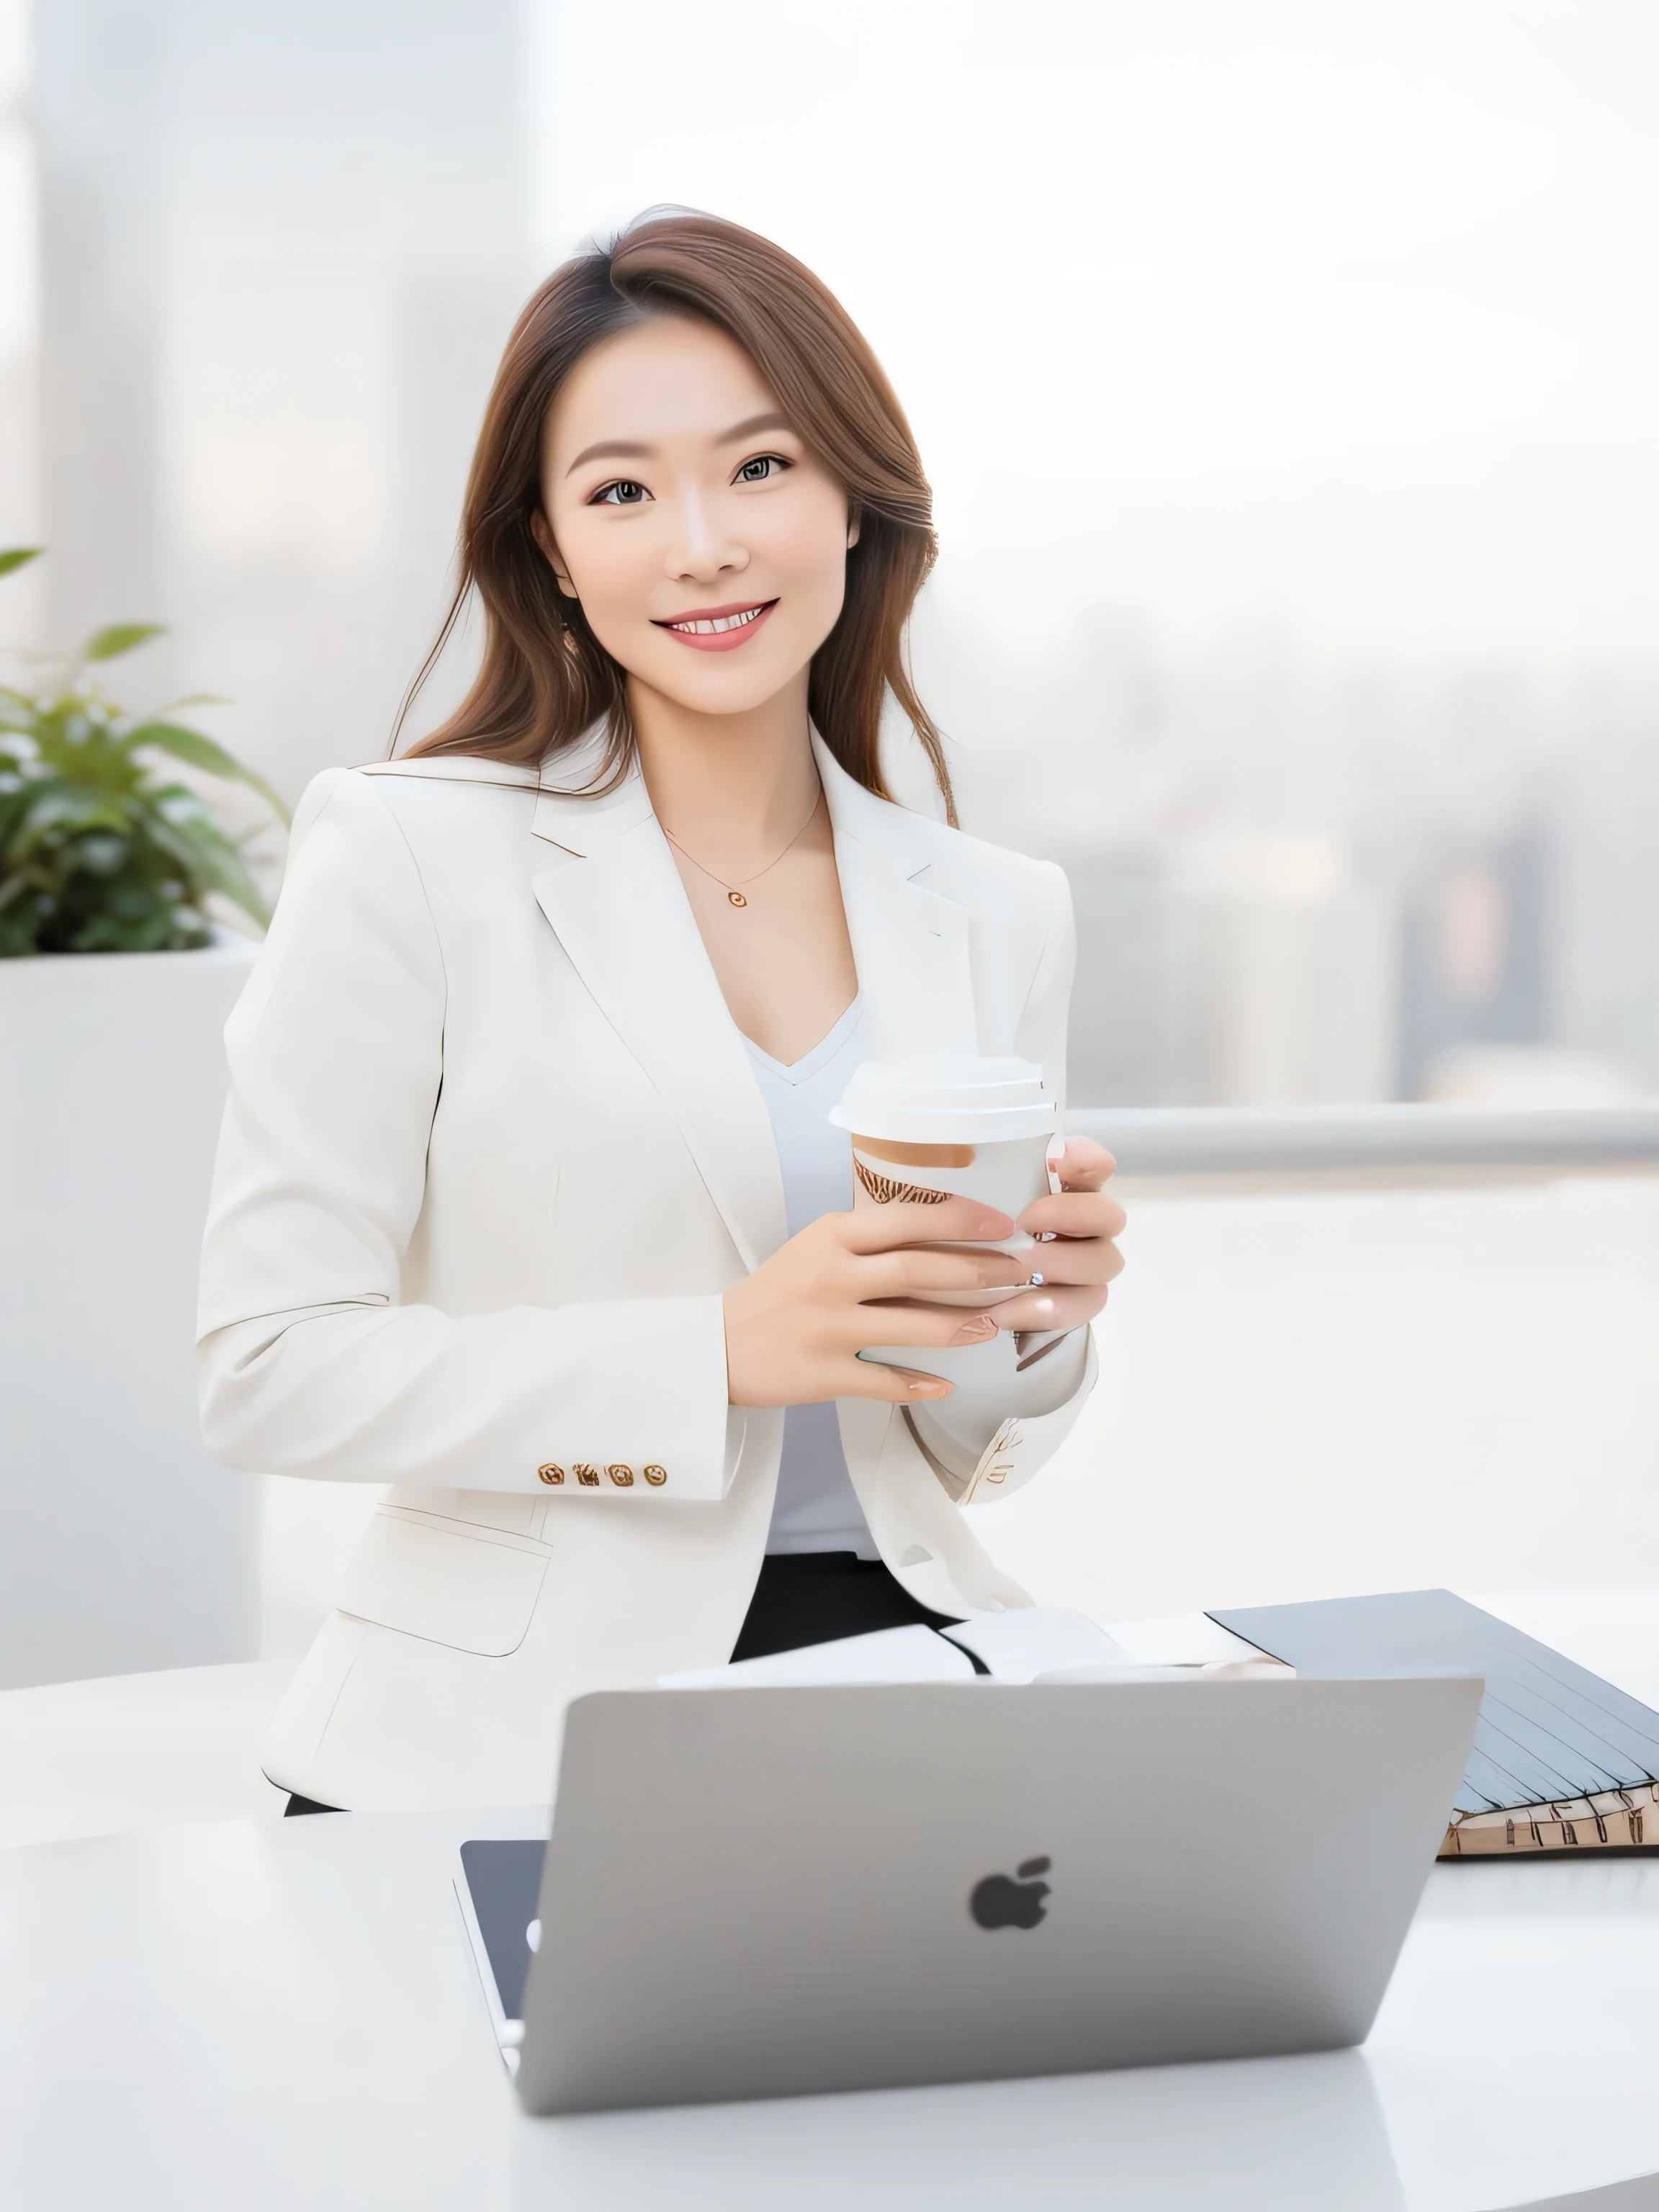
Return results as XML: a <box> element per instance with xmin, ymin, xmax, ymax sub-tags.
<box><xmin>828</xmin><ymin>1056</ymin><xmax>1057</xmax><ymax>1143</ymax></box>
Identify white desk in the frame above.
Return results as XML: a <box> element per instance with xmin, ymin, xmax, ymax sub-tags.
<box><xmin>3</xmin><ymin>1800</ymin><xmax>1658</xmax><ymax>2209</ymax></box>
<box><xmin>6</xmin><ymin>1586</ymin><xmax>1659</xmax><ymax>2211</ymax></box>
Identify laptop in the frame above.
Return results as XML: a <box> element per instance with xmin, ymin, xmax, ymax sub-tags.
<box><xmin>457</xmin><ymin>1668</ymin><xmax>1479</xmax><ymax>2115</ymax></box>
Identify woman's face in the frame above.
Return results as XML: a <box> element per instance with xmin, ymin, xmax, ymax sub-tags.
<box><xmin>538</xmin><ymin>315</ymin><xmax>856</xmax><ymax>717</ymax></box>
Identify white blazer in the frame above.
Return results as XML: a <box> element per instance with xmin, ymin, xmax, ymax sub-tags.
<box><xmin>198</xmin><ymin>734</ymin><xmax>1097</xmax><ymax>1811</ymax></box>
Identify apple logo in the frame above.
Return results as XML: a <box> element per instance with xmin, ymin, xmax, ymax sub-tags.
<box><xmin>969</xmin><ymin>1856</ymin><xmax>1051</xmax><ymax>1930</ymax></box>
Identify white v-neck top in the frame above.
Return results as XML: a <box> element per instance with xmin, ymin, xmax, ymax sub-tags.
<box><xmin>743</xmin><ymin>997</ymin><xmax>878</xmax><ymax>1558</ymax></box>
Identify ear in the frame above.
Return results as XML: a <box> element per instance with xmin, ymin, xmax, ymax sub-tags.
<box><xmin>846</xmin><ymin>503</ymin><xmax>861</xmax><ymax>551</ymax></box>
<box><xmin>531</xmin><ymin>507</ymin><xmax>577</xmax><ymax>598</ymax></box>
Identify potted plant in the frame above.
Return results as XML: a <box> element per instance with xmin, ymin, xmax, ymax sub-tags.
<box><xmin>0</xmin><ymin>548</ymin><xmax>289</xmax><ymax>1689</ymax></box>
<box><xmin>0</xmin><ymin>546</ymin><xmax>289</xmax><ymax>953</ymax></box>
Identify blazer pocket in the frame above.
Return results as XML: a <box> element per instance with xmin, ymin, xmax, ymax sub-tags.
<box><xmin>334</xmin><ymin>1506</ymin><xmax>550</xmax><ymax>1658</ymax></box>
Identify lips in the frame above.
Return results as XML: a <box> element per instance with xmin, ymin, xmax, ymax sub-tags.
<box><xmin>652</xmin><ymin>598</ymin><xmax>778</xmax><ymax>653</ymax></box>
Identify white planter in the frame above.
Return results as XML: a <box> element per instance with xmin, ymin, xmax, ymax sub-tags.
<box><xmin>0</xmin><ymin>935</ymin><xmax>262</xmax><ymax>1689</ymax></box>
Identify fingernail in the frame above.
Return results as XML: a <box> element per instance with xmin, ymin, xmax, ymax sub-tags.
<box><xmin>907</xmin><ymin>1377</ymin><xmax>950</xmax><ymax>1396</ymax></box>
<box><xmin>950</xmin><ymin>1314</ymin><xmax>997</xmax><ymax>1344</ymax></box>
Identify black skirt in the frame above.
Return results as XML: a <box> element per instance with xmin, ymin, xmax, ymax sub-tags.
<box><xmin>729</xmin><ymin>1550</ymin><xmax>961</xmax><ymax>1661</ymax></box>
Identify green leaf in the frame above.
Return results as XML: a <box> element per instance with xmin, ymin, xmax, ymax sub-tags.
<box><xmin>145</xmin><ymin>808</ymin><xmax>272</xmax><ymax>928</ymax></box>
<box><xmin>126</xmin><ymin>720</ymin><xmax>291</xmax><ymax>824</ymax></box>
<box><xmin>69</xmin><ymin>897</ymin><xmax>196</xmax><ymax>953</ymax></box>
<box><xmin>85</xmin><ymin>622</ymin><xmax>166</xmax><ymax>663</ymax></box>
<box><xmin>4</xmin><ymin>783</ymin><xmax>132</xmax><ymax>853</ymax></box>
<box><xmin>73</xmin><ymin>831</ymin><xmax>132</xmax><ymax>878</ymax></box>
<box><xmin>0</xmin><ymin>547</ymin><xmax>44</xmax><ymax>578</ymax></box>
<box><xmin>0</xmin><ymin>599</ymin><xmax>278</xmax><ymax>949</ymax></box>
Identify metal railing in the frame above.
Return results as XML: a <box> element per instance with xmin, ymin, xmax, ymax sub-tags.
<box><xmin>1068</xmin><ymin>1102</ymin><xmax>1659</xmax><ymax>1178</ymax></box>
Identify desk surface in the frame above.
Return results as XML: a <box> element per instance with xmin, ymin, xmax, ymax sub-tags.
<box><xmin>4</xmin><ymin>1802</ymin><xmax>1659</xmax><ymax>2208</ymax></box>
<box><xmin>5</xmin><ymin>1599</ymin><xmax>1659</xmax><ymax>2212</ymax></box>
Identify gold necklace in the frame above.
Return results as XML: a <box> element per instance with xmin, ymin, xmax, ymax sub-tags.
<box><xmin>662</xmin><ymin>790</ymin><xmax>823</xmax><ymax>909</ymax></box>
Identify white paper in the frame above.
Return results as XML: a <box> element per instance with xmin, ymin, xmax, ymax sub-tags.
<box><xmin>941</xmin><ymin>1606</ymin><xmax>1132</xmax><ymax>1683</ymax></box>
<box><xmin>1102</xmin><ymin>1610</ymin><xmax>1276</xmax><ymax>1668</ymax></box>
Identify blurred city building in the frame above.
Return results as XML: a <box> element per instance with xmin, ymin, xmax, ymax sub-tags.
<box><xmin>1551</xmin><ymin>704</ymin><xmax>1659</xmax><ymax>1085</ymax></box>
<box><xmin>1398</xmin><ymin>829</ymin><xmax>1547</xmax><ymax>1101</ymax></box>
<box><xmin>2</xmin><ymin>0</ymin><xmax>1655</xmax><ymax>1110</ymax></box>
<box><xmin>20</xmin><ymin>0</ymin><xmax>529</xmax><ymax>811</ymax></box>
<box><xmin>924</xmin><ymin>604</ymin><xmax>1659</xmax><ymax>1107</ymax></box>
<box><xmin>1057</xmin><ymin>835</ymin><xmax>1395</xmax><ymax>1107</ymax></box>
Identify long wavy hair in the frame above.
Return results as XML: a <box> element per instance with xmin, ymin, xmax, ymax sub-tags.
<box><xmin>401</xmin><ymin>210</ymin><xmax>953</xmax><ymax>819</ymax></box>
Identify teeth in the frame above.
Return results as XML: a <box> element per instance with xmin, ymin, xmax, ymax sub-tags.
<box><xmin>671</xmin><ymin>606</ymin><xmax>765</xmax><ymax>635</ymax></box>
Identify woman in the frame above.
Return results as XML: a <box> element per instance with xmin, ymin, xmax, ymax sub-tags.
<box><xmin>198</xmin><ymin>211</ymin><xmax>1125</xmax><ymax>1815</ymax></box>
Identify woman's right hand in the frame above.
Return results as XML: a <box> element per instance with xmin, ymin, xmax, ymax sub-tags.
<box><xmin>723</xmin><ymin>1200</ymin><xmax>1026</xmax><ymax>1408</ymax></box>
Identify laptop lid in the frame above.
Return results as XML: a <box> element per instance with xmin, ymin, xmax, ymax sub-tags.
<box><xmin>513</xmin><ymin>1673</ymin><xmax>1478</xmax><ymax>2116</ymax></box>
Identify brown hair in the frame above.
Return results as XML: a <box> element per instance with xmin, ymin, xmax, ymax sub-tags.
<box><xmin>401</xmin><ymin>210</ymin><xmax>953</xmax><ymax>820</ymax></box>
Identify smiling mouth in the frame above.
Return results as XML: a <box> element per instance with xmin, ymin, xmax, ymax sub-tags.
<box><xmin>654</xmin><ymin>598</ymin><xmax>778</xmax><ymax>638</ymax></box>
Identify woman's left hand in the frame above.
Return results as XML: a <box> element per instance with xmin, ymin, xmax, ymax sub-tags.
<box><xmin>986</xmin><ymin>1136</ymin><xmax>1125</xmax><ymax>1335</ymax></box>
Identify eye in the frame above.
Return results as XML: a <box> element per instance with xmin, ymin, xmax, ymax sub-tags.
<box><xmin>735</xmin><ymin>454</ymin><xmax>791</xmax><ymax>485</ymax></box>
<box><xmin>592</xmin><ymin>479</ymin><xmax>650</xmax><ymax>507</ymax></box>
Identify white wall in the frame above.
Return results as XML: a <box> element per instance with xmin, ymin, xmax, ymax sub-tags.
<box><xmin>968</xmin><ymin>1170</ymin><xmax>1659</xmax><ymax>1619</ymax></box>
<box><xmin>0</xmin><ymin>940</ymin><xmax>261</xmax><ymax>1688</ymax></box>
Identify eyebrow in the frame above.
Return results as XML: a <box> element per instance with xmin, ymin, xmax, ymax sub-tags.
<box><xmin>716</xmin><ymin>410</ymin><xmax>793</xmax><ymax>446</ymax></box>
<box><xmin>563</xmin><ymin>411</ymin><xmax>795</xmax><ymax>477</ymax></box>
<box><xmin>564</xmin><ymin>439</ymin><xmax>651</xmax><ymax>476</ymax></box>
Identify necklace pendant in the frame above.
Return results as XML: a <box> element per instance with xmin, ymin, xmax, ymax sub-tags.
<box><xmin>727</xmin><ymin>890</ymin><xmax>748</xmax><ymax>908</ymax></box>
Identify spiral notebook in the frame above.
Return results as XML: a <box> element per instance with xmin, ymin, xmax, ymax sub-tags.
<box><xmin>1209</xmin><ymin>1590</ymin><xmax>1659</xmax><ymax>1857</ymax></box>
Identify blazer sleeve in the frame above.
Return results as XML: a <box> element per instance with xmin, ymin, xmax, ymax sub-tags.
<box><xmin>904</xmin><ymin>857</ymin><xmax>1100</xmax><ymax>1502</ymax></box>
<box><xmin>196</xmin><ymin>770</ymin><xmax>736</xmax><ymax>1501</ymax></box>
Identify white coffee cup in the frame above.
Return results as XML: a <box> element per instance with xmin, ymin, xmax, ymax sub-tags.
<box><xmin>828</xmin><ymin>1055</ymin><xmax>1062</xmax><ymax>1308</ymax></box>
<box><xmin>831</xmin><ymin>1056</ymin><xmax>1080</xmax><ymax>1476</ymax></box>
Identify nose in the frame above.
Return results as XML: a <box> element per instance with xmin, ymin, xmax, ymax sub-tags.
<box><xmin>665</xmin><ymin>484</ymin><xmax>749</xmax><ymax>588</ymax></box>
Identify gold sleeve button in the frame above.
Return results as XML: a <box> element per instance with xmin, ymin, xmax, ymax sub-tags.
<box><xmin>642</xmin><ymin>1464</ymin><xmax>667</xmax><ymax>1487</ymax></box>
<box><xmin>607</xmin><ymin>1463</ymin><xmax>635</xmax><ymax>1486</ymax></box>
<box><xmin>536</xmin><ymin>1463</ymin><xmax>565</xmax><ymax>1486</ymax></box>
<box><xmin>574</xmin><ymin>1463</ymin><xmax>601</xmax><ymax>1487</ymax></box>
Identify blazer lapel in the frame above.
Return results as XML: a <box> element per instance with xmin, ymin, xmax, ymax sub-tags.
<box><xmin>814</xmin><ymin>734</ymin><xmax>978</xmax><ymax>1061</ymax></box>
<box><xmin>530</xmin><ymin>770</ymin><xmax>786</xmax><ymax>1275</ymax></box>
<box><xmin>526</xmin><ymin>736</ymin><xmax>977</xmax><ymax>1275</ymax></box>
